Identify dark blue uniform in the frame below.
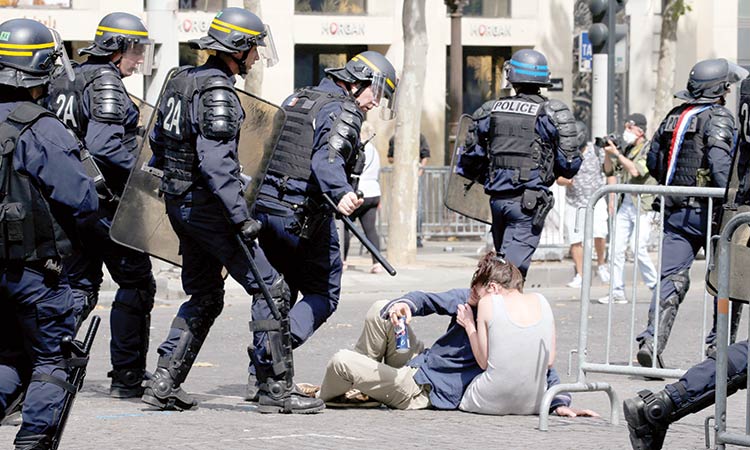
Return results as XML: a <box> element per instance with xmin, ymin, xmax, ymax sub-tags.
<box><xmin>149</xmin><ymin>57</ymin><xmax>278</xmax><ymax>378</ymax></box>
<box><xmin>47</xmin><ymin>60</ymin><xmax>156</xmax><ymax>383</ymax></box>
<box><xmin>250</xmin><ymin>77</ymin><xmax>358</xmax><ymax>369</ymax></box>
<box><xmin>458</xmin><ymin>95</ymin><xmax>580</xmax><ymax>276</ymax></box>
<box><xmin>0</xmin><ymin>99</ymin><xmax>98</xmax><ymax>437</ymax></box>
<box><xmin>637</xmin><ymin>102</ymin><xmax>734</xmax><ymax>358</ymax></box>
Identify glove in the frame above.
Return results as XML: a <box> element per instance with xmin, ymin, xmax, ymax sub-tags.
<box><xmin>238</xmin><ymin>219</ymin><xmax>262</xmax><ymax>244</ymax></box>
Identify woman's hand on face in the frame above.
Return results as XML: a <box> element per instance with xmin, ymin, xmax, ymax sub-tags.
<box><xmin>456</xmin><ymin>303</ymin><xmax>476</xmax><ymax>334</ymax></box>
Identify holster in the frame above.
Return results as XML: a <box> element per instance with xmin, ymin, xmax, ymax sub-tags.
<box><xmin>522</xmin><ymin>189</ymin><xmax>554</xmax><ymax>230</ymax></box>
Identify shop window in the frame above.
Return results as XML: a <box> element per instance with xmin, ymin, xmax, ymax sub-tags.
<box><xmin>447</xmin><ymin>0</ymin><xmax>510</xmax><ymax>18</ymax></box>
<box><xmin>0</xmin><ymin>0</ymin><xmax>71</xmax><ymax>7</ymax></box>
<box><xmin>179</xmin><ymin>43</ymin><xmax>209</xmax><ymax>67</ymax></box>
<box><xmin>295</xmin><ymin>0</ymin><xmax>366</xmax><ymax>14</ymax></box>
<box><xmin>179</xmin><ymin>0</ymin><xmax>224</xmax><ymax>11</ymax></box>
<box><xmin>447</xmin><ymin>46</ymin><xmax>511</xmax><ymax>115</ymax></box>
<box><xmin>294</xmin><ymin>44</ymin><xmax>367</xmax><ymax>89</ymax></box>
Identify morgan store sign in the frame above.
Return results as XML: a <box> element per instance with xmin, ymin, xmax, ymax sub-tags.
<box><xmin>321</xmin><ymin>21</ymin><xmax>365</xmax><ymax>37</ymax></box>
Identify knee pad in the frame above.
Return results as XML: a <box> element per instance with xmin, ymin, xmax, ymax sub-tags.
<box><xmin>668</xmin><ymin>269</ymin><xmax>691</xmax><ymax>302</ymax></box>
<box><xmin>112</xmin><ymin>279</ymin><xmax>156</xmax><ymax>316</ymax></box>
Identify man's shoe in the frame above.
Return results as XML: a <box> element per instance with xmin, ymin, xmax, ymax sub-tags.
<box><xmin>597</xmin><ymin>293</ymin><xmax>627</xmax><ymax>304</ymax></box>
<box><xmin>13</xmin><ymin>433</ymin><xmax>51</xmax><ymax>450</ymax></box>
<box><xmin>637</xmin><ymin>342</ymin><xmax>666</xmax><ymax>380</ymax></box>
<box><xmin>326</xmin><ymin>389</ymin><xmax>382</xmax><ymax>408</ymax></box>
<box><xmin>245</xmin><ymin>373</ymin><xmax>259</xmax><ymax>402</ymax></box>
<box><xmin>141</xmin><ymin>368</ymin><xmax>197</xmax><ymax>411</ymax></box>
<box><xmin>108</xmin><ymin>368</ymin><xmax>149</xmax><ymax>399</ymax></box>
<box><xmin>597</xmin><ymin>265</ymin><xmax>611</xmax><ymax>283</ymax></box>
<box><xmin>566</xmin><ymin>274</ymin><xmax>582</xmax><ymax>289</ymax></box>
<box><xmin>622</xmin><ymin>390</ymin><xmax>673</xmax><ymax>450</ymax></box>
<box><xmin>257</xmin><ymin>379</ymin><xmax>325</xmax><ymax>414</ymax></box>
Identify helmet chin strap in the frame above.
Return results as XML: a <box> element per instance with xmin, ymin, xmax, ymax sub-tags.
<box><xmin>231</xmin><ymin>49</ymin><xmax>251</xmax><ymax>76</ymax></box>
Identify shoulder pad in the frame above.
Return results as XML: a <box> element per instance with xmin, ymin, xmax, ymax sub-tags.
<box><xmin>705</xmin><ymin>106</ymin><xmax>736</xmax><ymax>151</ymax></box>
<box><xmin>471</xmin><ymin>101</ymin><xmax>495</xmax><ymax>120</ymax></box>
<box><xmin>198</xmin><ymin>84</ymin><xmax>241</xmax><ymax>140</ymax></box>
<box><xmin>327</xmin><ymin>101</ymin><xmax>364</xmax><ymax>163</ymax></box>
<box><xmin>89</xmin><ymin>71</ymin><xmax>128</xmax><ymax>123</ymax></box>
<box><xmin>543</xmin><ymin>99</ymin><xmax>578</xmax><ymax>155</ymax></box>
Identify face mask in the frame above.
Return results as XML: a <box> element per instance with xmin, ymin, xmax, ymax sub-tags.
<box><xmin>622</xmin><ymin>129</ymin><xmax>637</xmax><ymax>145</ymax></box>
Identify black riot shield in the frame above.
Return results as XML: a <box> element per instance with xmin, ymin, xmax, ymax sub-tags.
<box><xmin>706</xmin><ymin>77</ymin><xmax>750</xmax><ymax>302</ymax></box>
<box><xmin>110</xmin><ymin>83</ymin><xmax>285</xmax><ymax>266</ymax></box>
<box><xmin>444</xmin><ymin>114</ymin><xmax>491</xmax><ymax>224</ymax></box>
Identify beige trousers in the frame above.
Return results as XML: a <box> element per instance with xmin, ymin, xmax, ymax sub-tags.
<box><xmin>319</xmin><ymin>300</ymin><xmax>430</xmax><ymax>409</ymax></box>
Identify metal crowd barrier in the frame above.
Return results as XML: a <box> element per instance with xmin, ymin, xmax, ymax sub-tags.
<box><xmin>538</xmin><ymin>184</ymin><xmax>725</xmax><ymax>431</ymax></box>
<box><xmin>377</xmin><ymin>166</ymin><xmax>567</xmax><ymax>246</ymax></box>
<box><xmin>714</xmin><ymin>211</ymin><xmax>750</xmax><ymax>449</ymax></box>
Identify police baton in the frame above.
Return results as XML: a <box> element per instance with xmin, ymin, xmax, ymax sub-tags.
<box><xmin>322</xmin><ymin>192</ymin><xmax>397</xmax><ymax>276</ymax></box>
<box><xmin>235</xmin><ymin>235</ymin><xmax>281</xmax><ymax>321</ymax></box>
<box><xmin>51</xmin><ymin>315</ymin><xmax>100</xmax><ymax>450</ymax></box>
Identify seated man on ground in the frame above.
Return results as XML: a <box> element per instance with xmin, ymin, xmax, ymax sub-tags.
<box><xmin>318</xmin><ymin>252</ymin><xmax>596</xmax><ymax>417</ymax></box>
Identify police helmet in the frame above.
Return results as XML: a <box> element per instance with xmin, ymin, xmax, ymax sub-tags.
<box><xmin>505</xmin><ymin>49</ymin><xmax>552</xmax><ymax>87</ymax></box>
<box><xmin>326</xmin><ymin>51</ymin><xmax>398</xmax><ymax>119</ymax></box>
<box><xmin>189</xmin><ymin>7</ymin><xmax>278</xmax><ymax>67</ymax></box>
<box><xmin>0</xmin><ymin>19</ymin><xmax>69</xmax><ymax>88</ymax></box>
<box><xmin>675</xmin><ymin>58</ymin><xmax>749</xmax><ymax>101</ymax></box>
<box><xmin>80</xmin><ymin>13</ymin><xmax>150</xmax><ymax>56</ymax></box>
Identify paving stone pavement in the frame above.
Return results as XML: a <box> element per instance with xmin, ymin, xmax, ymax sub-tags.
<box><xmin>2</xmin><ymin>248</ymin><xmax>747</xmax><ymax>450</ymax></box>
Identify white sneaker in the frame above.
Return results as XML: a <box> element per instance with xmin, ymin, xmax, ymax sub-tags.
<box><xmin>597</xmin><ymin>265</ymin><xmax>611</xmax><ymax>283</ymax></box>
<box><xmin>597</xmin><ymin>293</ymin><xmax>627</xmax><ymax>304</ymax></box>
<box><xmin>566</xmin><ymin>274</ymin><xmax>582</xmax><ymax>289</ymax></box>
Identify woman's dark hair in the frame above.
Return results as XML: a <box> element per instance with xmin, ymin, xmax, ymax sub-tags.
<box><xmin>470</xmin><ymin>252</ymin><xmax>525</xmax><ymax>293</ymax></box>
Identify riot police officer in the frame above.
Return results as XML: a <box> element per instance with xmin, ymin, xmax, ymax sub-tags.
<box><xmin>0</xmin><ymin>18</ymin><xmax>99</xmax><ymax>450</ymax></box>
<box><xmin>457</xmin><ymin>49</ymin><xmax>581</xmax><ymax>277</ymax></box>
<box><xmin>44</xmin><ymin>12</ymin><xmax>157</xmax><ymax>399</ymax></box>
<box><xmin>246</xmin><ymin>50</ymin><xmax>398</xmax><ymax>398</ymax></box>
<box><xmin>636</xmin><ymin>58</ymin><xmax>745</xmax><ymax>369</ymax></box>
<box><xmin>141</xmin><ymin>7</ymin><xmax>324</xmax><ymax>414</ymax></box>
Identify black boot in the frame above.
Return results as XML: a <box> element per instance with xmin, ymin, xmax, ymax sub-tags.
<box><xmin>141</xmin><ymin>367</ymin><xmax>197</xmax><ymax>411</ymax></box>
<box><xmin>256</xmin><ymin>376</ymin><xmax>325</xmax><ymax>414</ymax></box>
<box><xmin>623</xmin><ymin>389</ymin><xmax>674</xmax><ymax>450</ymax></box>
<box><xmin>108</xmin><ymin>368</ymin><xmax>148</xmax><ymax>399</ymax></box>
<box><xmin>13</xmin><ymin>433</ymin><xmax>51</xmax><ymax>450</ymax></box>
<box><xmin>636</xmin><ymin>340</ymin><xmax>665</xmax><ymax>371</ymax></box>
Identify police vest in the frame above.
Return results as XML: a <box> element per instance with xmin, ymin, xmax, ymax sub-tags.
<box><xmin>656</xmin><ymin>104</ymin><xmax>714</xmax><ymax>187</ymax></box>
<box><xmin>0</xmin><ymin>103</ymin><xmax>72</xmax><ymax>262</ymax></box>
<box><xmin>47</xmin><ymin>63</ymin><xmax>139</xmax><ymax>150</ymax></box>
<box><xmin>488</xmin><ymin>94</ymin><xmax>553</xmax><ymax>185</ymax></box>
<box><xmin>268</xmin><ymin>87</ymin><xmax>352</xmax><ymax>182</ymax></box>
<box><xmin>157</xmin><ymin>66</ymin><xmax>238</xmax><ymax>195</ymax></box>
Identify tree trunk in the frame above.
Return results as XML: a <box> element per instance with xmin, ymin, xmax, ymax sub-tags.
<box><xmin>651</xmin><ymin>0</ymin><xmax>684</xmax><ymax>130</ymax></box>
<box><xmin>243</xmin><ymin>0</ymin><xmax>263</xmax><ymax>96</ymax></box>
<box><xmin>387</xmin><ymin>0</ymin><xmax>428</xmax><ymax>266</ymax></box>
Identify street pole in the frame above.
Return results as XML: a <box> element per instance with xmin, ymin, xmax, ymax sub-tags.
<box><xmin>606</xmin><ymin>0</ymin><xmax>616</xmax><ymax>133</ymax></box>
<box><xmin>145</xmin><ymin>0</ymin><xmax>178</xmax><ymax>105</ymax></box>
<box><xmin>445</xmin><ymin>0</ymin><xmax>466</xmax><ymax>163</ymax></box>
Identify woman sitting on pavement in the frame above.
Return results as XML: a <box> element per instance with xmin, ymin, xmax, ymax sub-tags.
<box><xmin>318</xmin><ymin>252</ymin><xmax>596</xmax><ymax>418</ymax></box>
<box><xmin>458</xmin><ymin>254</ymin><xmax>588</xmax><ymax>415</ymax></box>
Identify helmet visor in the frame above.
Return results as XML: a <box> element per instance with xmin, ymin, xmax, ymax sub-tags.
<box><xmin>257</xmin><ymin>24</ymin><xmax>278</xmax><ymax>67</ymax></box>
<box><xmin>50</xmin><ymin>28</ymin><xmax>74</xmax><ymax>82</ymax></box>
<box><xmin>727</xmin><ymin>61</ymin><xmax>749</xmax><ymax>85</ymax></box>
<box><xmin>370</xmin><ymin>72</ymin><xmax>397</xmax><ymax>120</ymax></box>
<box><xmin>122</xmin><ymin>39</ymin><xmax>155</xmax><ymax>76</ymax></box>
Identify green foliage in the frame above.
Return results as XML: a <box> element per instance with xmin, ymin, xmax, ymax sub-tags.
<box><xmin>665</xmin><ymin>0</ymin><xmax>692</xmax><ymax>22</ymax></box>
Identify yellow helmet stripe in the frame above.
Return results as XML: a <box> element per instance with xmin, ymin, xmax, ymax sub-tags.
<box><xmin>0</xmin><ymin>41</ymin><xmax>55</xmax><ymax>50</ymax></box>
<box><xmin>211</xmin><ymin>18</ymin><xmax>261</xmax><ymax>36</ymax></box>
<box><xmin>96</xmin><ymin>25</ymin><xmax>148</xmax><ymax>37</ymax></box>
<box><xmin>0</xmin><ymin>50</ymin><xmax>33</xmax><ymax>56</ymax></box>
<box><xmin>353</xmin><ymin>54</ymin><xmax>395</xmax><ymax>89</ymax></box>
<box><xmin>209</xmin><ymin>23</ymin><xmax>231</xmax><ymax>34</ymax></box>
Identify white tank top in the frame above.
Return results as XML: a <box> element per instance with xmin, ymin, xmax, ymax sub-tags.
<box><xmin>459</xmin><ymin>293</ymin><xmax>554</xmax><ymax>415</ymax></box>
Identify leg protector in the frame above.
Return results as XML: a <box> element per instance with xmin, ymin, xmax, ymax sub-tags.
<box><xmin>250</xmin><ymin>277</ymin><xmax>324</xmax><ymax>414</ymax></box>
<box><xmin>141</xmin><ymin>290</ymin><xmax>222</xmax><ymax>411</ymax></box>
<box><xmin>72</xmin><ymin>288</ymin><xmax>98</xmax><ymax>333</ymax></box>
<box><xmin>110</xmin><ymin>279</ymin><xmax>156</xmax><ymax>371</ymax></box>
<box><xmin>649</xmin><ymin>269</ymin><xmax>690</xmax><ymax>357</ymax></box>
